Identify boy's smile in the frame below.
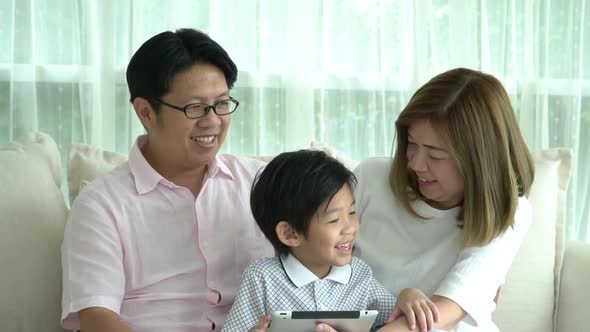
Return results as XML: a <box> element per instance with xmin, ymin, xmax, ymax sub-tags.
<box><xmin>335</xmin><ymin>241</ymin><xmax>354</xmax><ymax>254</ymax></box>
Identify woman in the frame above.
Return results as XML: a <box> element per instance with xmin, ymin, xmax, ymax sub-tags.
<box><xmin>318</xmin><ymin>68</ymin><xmax>534</xmax><ymax>332</ymax></box>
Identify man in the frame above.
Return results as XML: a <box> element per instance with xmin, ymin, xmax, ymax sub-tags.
<box><xmin>61</xmin><ymin>28</ymin><xmax>274</xmax><ymax>332</ymax></box>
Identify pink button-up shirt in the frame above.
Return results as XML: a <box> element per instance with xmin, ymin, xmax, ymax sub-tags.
<box><xmin>61</xmin><ymin>136</ymin><xmax>274</xmax><ymax>331</ymax></box>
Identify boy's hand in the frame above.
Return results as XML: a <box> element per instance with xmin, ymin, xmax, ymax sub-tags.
<box><xmin>387</xmin><ymin>288</ymin><xmax>440</xmax><ymax>332</ymax></box>
<box><xmin>248</xmin><ymin>315</ymin><xmax>271</xmax><ymax>332</ymax></box>
<box><xmin>315</xmin><ymin>323</ymin><xmax>338</xmax><ymax>332</ymax></box>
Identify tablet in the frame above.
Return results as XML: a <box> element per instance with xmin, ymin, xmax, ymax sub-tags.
<box><xmin>269</xmin><ymin>310</ymin><xmax>378</xmax><ymax>332</ymax></box>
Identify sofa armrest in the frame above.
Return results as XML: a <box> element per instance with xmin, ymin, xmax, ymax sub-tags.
<box><xmin>556</xmin><ymin>240</ymin><xmax>590</xmax><ymax>332</ymax></box>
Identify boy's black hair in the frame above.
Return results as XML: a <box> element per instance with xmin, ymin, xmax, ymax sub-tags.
<box><xmin>250</xmin><ymin>150</ymin><xmax>357</xmax><ymax>256</ymax></box>
<box><xmin>126</xmin><ymin>28</ymin><xmax>238</xmax><ymax>110</ymax></box>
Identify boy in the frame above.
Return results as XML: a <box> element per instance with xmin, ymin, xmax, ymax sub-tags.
<box><xmin>222</xmin><ymin>150</ymin><xmax>435</xmax><ymax>332</ymax></box>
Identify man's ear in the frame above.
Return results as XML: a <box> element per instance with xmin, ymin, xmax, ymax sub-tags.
<box><xmin>276</xmin><ymin>221</ymin><xmax>302</xmax><ymax>248</ymax></box>
<box><xmin>132</xmin><ymin>97</ymin><xmax>157</xmax><ymax>130</ymax></box>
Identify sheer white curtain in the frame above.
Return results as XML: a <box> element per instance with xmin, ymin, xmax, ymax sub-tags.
<box><xmin>1</xmin><ymin>0</ymin><xmax>588</xmax><ymax>241</ymax></box>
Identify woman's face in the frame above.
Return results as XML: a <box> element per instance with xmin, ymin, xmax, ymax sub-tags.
<box><xmin>406</xmin><ymin>120</ymin><xmax>464</xmax><ymax>209</ymax></box>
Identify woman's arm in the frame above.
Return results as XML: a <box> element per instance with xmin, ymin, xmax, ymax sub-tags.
<box><xmin>375</xmin><ymin>296</ymin><xmax>463</xmax><ymax>332</ymax></box>
<box><xmin>428</xmin><ymin>296</ymin><xmax>465</xmax><ymax>330</ymax></box>
<box><xmin>315</xmin><ymin>295</ymin><xmax>461</xmax><ymax>332</ymax></box>
<box><xmin>432</xmin><ymin>199</ymin><xmax>532</xmax><ymax>327</ymax></box>
<box><xmin>315</xmin><ymin>315</ymin><xmax>421</xmax><ymax>332</ymax></box>
<box><xmin>387</xmin><ymin>288</ymin><xmax>440</xmax><ymax>332</ymax></box>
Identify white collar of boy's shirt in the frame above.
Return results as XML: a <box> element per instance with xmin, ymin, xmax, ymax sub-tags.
<box><xmin>280</xmin><ymin>253</ymin><xmax>352</xmax><ymax>288</ymax></box>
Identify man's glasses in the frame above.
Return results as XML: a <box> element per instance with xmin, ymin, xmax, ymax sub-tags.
<box><xmin>152</xmin><ymin>97</ymin><xmax>239</xmax><ymax>119</ymax></box>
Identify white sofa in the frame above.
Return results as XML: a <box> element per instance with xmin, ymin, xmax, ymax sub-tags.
<box><xmin>0</xmin><ymin>132</ymin><xmax>588</xmax><ymax>332</ymax></box>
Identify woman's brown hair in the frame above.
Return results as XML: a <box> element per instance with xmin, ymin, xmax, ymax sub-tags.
<box><xmin>390</xmin><ymin>68</ymin><xmax>535</xmax><ymax>248</ymax></box>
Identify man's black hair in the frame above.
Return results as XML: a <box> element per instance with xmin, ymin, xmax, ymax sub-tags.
<box><xmin>126</xmin><ymin>28</ymin><xmax>237</xmax><ymax>110</ymax></box>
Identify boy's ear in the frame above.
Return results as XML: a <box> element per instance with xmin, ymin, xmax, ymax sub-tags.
<box><xmin>276</xmin><ymin>221</ymin><xmax>302</xmax><ymax>248</ymax></box>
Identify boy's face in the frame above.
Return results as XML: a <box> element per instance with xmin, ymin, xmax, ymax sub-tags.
<box><xmin>290</xmin><ymin>184</ymin><xmax>359</xmax><ymax>278</ymax></box>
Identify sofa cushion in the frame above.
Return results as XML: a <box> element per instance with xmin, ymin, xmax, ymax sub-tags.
<box><xmin>67</xmin><ymin>142</ymin><xmax>353</xmax><ymax>203</ymax></box>
<box><xmin>68</xmin><ymin>143</ymin><xmax>127</xmax><ymax>205</ymax></box>
<box><xmin>0</xmin><ymin>132</ymin><xmax>68</xmax><ymax>332</ymax></box>
<box><xmin>493</xmin><ymin>148</ymin><xmax>572</xmax><ymax>332</ymax></box>
<box><xmin>556</xmin><ymin>241</ymin><xmax>590</xmax><ymax>331</ymax></box>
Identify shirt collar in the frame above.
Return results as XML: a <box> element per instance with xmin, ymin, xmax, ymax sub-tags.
<box><xmin>280</xmin><ymin>253</ymin><xmax>352</xmax><ymax>288</ymax></box>
<box><xmin>128</xmin><ymin>135</ymin><xmax>234</xmax><ymax>194</ymax></box>
<box><xmin>210</xmin><ymin>155</ymin><xmax>234</xmax><ymax>180</ymax></box>
<box><xmin>412</xmin><ymin>199</ymin><xmax>461</xmax><ymax>221</ymax></box>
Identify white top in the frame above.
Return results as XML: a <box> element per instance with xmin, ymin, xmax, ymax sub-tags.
<box><xmin>354</xmin><ymin>158</ymin><xmax>532</xmax><ymax>332</ymax></box>
<box><xmin>222</xmin><ymin>255</ymin><xmax>396</xmax><ymax>332</ymax></box>
<box><xmin>61</xmin><ymin>135</ymin><xmax>274</xmax><ymax>332</ymax></box>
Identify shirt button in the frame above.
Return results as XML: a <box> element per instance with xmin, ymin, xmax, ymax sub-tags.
<box><xmin>206</xmin><ymin>290</ymin><xmax>221</xmax><ymax>305</ymax></box>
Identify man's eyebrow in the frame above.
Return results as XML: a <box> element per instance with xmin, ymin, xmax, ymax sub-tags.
<box><xmin>189</xmin><ymin>91</ymin><xmax>230</xmax><ymax>101</ymax></box>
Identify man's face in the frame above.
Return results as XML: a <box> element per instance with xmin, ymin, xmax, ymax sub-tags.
<box><xmin>147</xmin><ymin>63</ymin><xmax>232</xmax><ymax>169</ymax></box>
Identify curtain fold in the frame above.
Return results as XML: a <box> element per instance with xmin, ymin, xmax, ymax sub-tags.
<box><xmin>1</xmin><ymin>0</ymin><xmax>588</xmax><ymax>241</ymax></box>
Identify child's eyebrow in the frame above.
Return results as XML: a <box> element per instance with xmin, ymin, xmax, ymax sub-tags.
<box><xmin>324</xmin><ymin>200</ymin><xmax>356</xmax><ymax>215</ymax></box>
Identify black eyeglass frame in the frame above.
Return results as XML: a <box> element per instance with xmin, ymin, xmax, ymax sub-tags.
<box><xmin>151</xmin><ymin>97</ymin><xmax>240</xmax><ymax>119</ymax></box>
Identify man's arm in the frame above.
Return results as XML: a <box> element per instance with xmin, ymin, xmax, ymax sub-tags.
<box><xmin>79</xmin><ymin>307</ymin><xmax>134</xmax><ymax>332</ymax></box>
<box><xmin>62</xmin><ymin>190</ymin><xmax>126</xmax><ymax>330</ymax></box>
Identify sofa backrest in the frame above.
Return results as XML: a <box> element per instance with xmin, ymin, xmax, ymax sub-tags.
<box><xmin>0</xmin><ymin>132</ymin><xmax>573</xmax><ymax>332</ymax></box>
<box><xmin>492</xmin><ymin>148</ymin><xmax>571</xmax><ymax>332</ymax></box>
<box><xmin>0</xmin><ymin>132</ymin><xmax>68</xmax><ymax>332</ymax></box>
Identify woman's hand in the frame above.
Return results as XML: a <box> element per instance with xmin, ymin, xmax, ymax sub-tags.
<box><xmin>388</xmin><ymin>288</ymin><xmax>440</xmax><ymax>332</ymax></box>
<box><xmin>248</xmin><ymin>315</ymin><xmax>271</xmax><ymax>332</ymax></box>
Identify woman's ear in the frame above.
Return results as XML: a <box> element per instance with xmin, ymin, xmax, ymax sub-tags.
<box><xmin>276</xmin><ymin>221</ymin><xmax>301</xmax><ymax>248</ymax></box>
<box><xmin>132</xmin><ymin>97</ymin><xmax>157</xmax><ymax>130</ymax></box>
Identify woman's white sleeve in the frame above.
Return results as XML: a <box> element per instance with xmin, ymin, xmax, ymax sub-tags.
<box><xmin>434</xmin><ymin>198</ymin><xmax>533</xmax><ymax>326</ymax></box>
